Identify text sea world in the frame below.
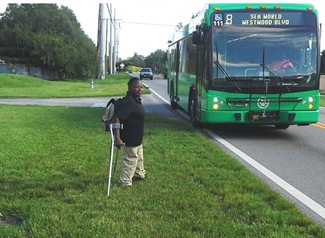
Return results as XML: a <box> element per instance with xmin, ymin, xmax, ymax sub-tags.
<box><xmin>242</xmin><ymin>14</ymin><xmax>289</xmax><ymax>26</ymax></box>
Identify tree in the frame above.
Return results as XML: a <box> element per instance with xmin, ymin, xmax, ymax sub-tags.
<box><xmin>0</xmin><ymin>3</ymin><xmax>98</xmax><ymax>79</ymax></box>
<box><xmin>144</xmin><ymin>49</ymin><xmax>167</xmax><ymax>73</ymax></box>
<box><xmin>117</xmin><ymin>53</ymin><xmax>145</xmax><ymax>71</ymax></box>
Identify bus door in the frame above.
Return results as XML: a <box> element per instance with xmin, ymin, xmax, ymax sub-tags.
<box><xmin>169</xmin><ymin>43</ymin><xmax>179</xmax><ymax>103</ymax></box>
<box><xmin>195</xmin><ymin>30</ymin><xmax>210</xmax><ymax>120</ymax></box>
<box><xmin>175</xmin><ymin>42</ymin><xmax>180</xmax><ymax>103</ymax></box>
<box><xmin>195</xmin><ymin>44</ymin><xmax>204</xmax><ymax>119</ymax></box>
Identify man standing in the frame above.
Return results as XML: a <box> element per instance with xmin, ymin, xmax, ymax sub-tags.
<box><xmin>112</xmin><ymin>77</ymin><xmax>146</xmax><ymax>186</ymax></box>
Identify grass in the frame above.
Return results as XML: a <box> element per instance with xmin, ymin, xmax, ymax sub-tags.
<box><xmin>0</xmin><ymin>105</ymin><xmax>324</xmax><ymax>237</ymax></box>
<box><xmin>320</xmin><ymin>95</ymin><xmax>325</xmax><ymax>107</ymax></box>
<box><xmin>0</xmin><ymin>73</ymin><xmax>150</xmax><ymax>98</ymax></box>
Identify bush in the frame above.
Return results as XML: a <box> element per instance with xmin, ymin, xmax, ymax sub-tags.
<box><xmin>127</xmin><ymin>65</ymin><xmax>141</xmax><ymax>73</ymax></box>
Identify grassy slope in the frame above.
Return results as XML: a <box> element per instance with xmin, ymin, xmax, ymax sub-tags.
<box><xmin>0</xmin><ymin>73</ymin><xmax>150</xmax><ymax>98</ymax></box>
<box><xmin>320</xmin><ymin>96</ymin><xmax>325</xmax><ymax>107</ymax></box>
<box><xmin>0</xmin><ymin>105</ymin><xmax>324</xmax><ymax>237</ymax></box>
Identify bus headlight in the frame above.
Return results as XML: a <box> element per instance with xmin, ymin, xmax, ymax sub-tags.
<box><xmin>213</xmin><ymin>104</ymin><xmax>219</xmax><ymax>110</ymax></box>
<box><xmin>303</xmin><ymin>100</ymin><xmax>307</xmax><ymax>105</ymax></box>
<box><xmin>213</xmin><ymin>97</ymin><xmax>218</xmax><ymax>102</ymax></box>
<box><xmin>220</xmin><ymin>100</ymin><xmax>224</xmax><ymax>105</ymax></box>
<box><xmin>308</xmin><ymin>97</ymin><xmax>314</xmax><ymax>102</ymax></box>
<box><xmin>308</xmin><ymin>104</ymin><xmax>314</xmax><ymax>109</ymax></box>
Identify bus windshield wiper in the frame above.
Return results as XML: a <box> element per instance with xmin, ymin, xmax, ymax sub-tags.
<box><xmin>214</xmin><ymin>45</ymin><xmax>241</xmax><ymax>92</ymax></box>
<box><xmin>260</xmin><ymin>46</ymin><xmax>277</xmax><ymax>77</ymax></box>
<box><xmin>260</xmin><ymin>63</ymin><xmax>276</xmax><ymax>77</ymax></box>
<box><xmin>214</xmin><ymin>61</ymin><xmax>242</xmax><ymax>92</ymax></box>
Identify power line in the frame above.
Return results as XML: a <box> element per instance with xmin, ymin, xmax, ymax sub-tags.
<box><xmin>105</xmin><ymin>4</ymin><xmax>115</xmax><ymax>28</ymax></box>
<box><xmin>122</xmin><ymin>21</ymin><xmax>176</xmax><ymax>27</ymax></box>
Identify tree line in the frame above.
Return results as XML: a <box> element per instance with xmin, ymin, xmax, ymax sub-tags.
<box><xmin>0</xmin><ymin>4</ymin><xmax>98</xmax><ymax>79</ymax></box>
<box><xmin>117</xmin><ymin>50</ymin><xmax>167</xmax><ymax>74</ymax></box>
<box><xmin>0</xmin><ymin>4</ymin><xmax>168</xmax><ymax>80</ymax></box>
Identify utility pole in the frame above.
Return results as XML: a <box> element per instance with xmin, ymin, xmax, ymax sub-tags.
<box><xmin>113</xmin><ymin>7</ymin><xmax>116</xmax><ymax>74</ymax></box>
<box><xmin>106</xmin><ymin>3</ymin><xmax>113</xmax><ymax>75</ymax></box>
<box><xmin>100</xmin><ymin>3</ymin><xmax>106</xmax><ymax>79</ymax></box>
<box><xmin>96</xmin><ymin>4</ymin><xmax>101</xmax><ymax>79</ymax></box>
<box><xmin>116</xmin><ymin>24</ymin><xmax>119</xmax><ymax>67</ymax></box>
<box><xmin>97</xmin><ymin>3</ymin><xmax>106</xmax><ymax>79</ymax></box>
<box><xmin>109</xmin><ymin>3</ymin><xmax>113</xmax><ymax>75</ymax></box>
<box><xmin>105</xmin><ymin>18</ymin><xmax>108</xmax><ymax>74</ymax></box>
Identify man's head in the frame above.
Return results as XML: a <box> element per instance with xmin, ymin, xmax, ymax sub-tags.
<box><xmin>128</xmin><ymin>77</ymin><xmax>143</xmax><ymax>98</ymax></box>
<box><xmin>279</xmin><ymin>52</ymin><xmax>287</xmax><ymax>60</ymax></box>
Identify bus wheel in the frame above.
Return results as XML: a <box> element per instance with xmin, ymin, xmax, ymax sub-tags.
<box><xmin>170</xmin><ymin>83</ymin><xmax>179</xmax><ymax>109</ymax></box>
<box><xmin>274</xmin><ymin>124</ymin><xmax>290</xmax><ymax>129</ymax></box>
<box><xmin>189</xmin><ymin>95</ymin><xmax>200</xmax><ymax>128</ymax></box>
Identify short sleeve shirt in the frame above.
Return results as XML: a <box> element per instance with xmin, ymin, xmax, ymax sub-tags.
<box><xmin>114</xmin><ymin>93</ymin><xmax>145</xmax><ymax>147</ymax></box>
<box><xmin>270</xmin><ymin>59</ymin><xmax>294</xmax><ymax>72</ymax></box>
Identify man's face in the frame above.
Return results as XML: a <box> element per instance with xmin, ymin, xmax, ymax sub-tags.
<box><xmin>129</xmin><ymin>80</ymin><xmax>143</xmax><ymax>97</ymax></box>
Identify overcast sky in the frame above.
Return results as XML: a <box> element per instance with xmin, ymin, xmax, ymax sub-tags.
<box><xmin>1</xmin><ymin>1</ymin><xmax>325</xmax><ymax>60</ymax></box>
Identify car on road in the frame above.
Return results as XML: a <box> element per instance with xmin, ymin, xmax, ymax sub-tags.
<box><xmin>140</xmin><ymin>68</ymin><xmax>153</xmax><ymax>80</ymax></box>
<box><xmin>128</xmin><ymin>70</ymin><xmax>133</xmax><ymax>73</ymax></box>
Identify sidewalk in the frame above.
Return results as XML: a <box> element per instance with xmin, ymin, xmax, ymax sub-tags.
<box><xmin>0</xmin><ymin>94</ymin><xmax>181</xmax><ymax>121</ymax></box>
<box><xmin>0</xmin><ymin>97</ymin><xmax>112</xmax><ymax>108</ymax></box>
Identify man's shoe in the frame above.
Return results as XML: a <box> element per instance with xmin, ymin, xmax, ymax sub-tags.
<box><xmin>117</xmin><ymin>180</ymin><xmax>132</xmax><ymax>187</ymax></box>
<box><xmin>132</xmin><ymin>176</ymin><xmax>147</xmax><ymax>182</ymax></box>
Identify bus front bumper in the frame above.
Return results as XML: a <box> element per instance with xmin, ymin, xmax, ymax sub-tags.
<box><xmin>201</xmin><ymin>110</ymin><xmax>319</xmax><ymax>124</ymax></box>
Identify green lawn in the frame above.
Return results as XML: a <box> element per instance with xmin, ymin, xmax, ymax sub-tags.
<box><xmin>0</xmin><ymin>73</ymin><xmax>150</xmax><ymax>98</ymax></box>
<box><xmin>0</xmin><ymin>105</ymin><xmax>324</xmax><ymax>237</ymax></box>
<box><xmin>320</xmin><ymin>95</ymin><xmax>325</xmax><ymax>107</ymax></box>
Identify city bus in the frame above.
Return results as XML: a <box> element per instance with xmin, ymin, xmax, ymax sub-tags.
<box><xmin>167</xmin><ymin>3</ymin><xmax>321</xmax><ymax>129</ymax></box>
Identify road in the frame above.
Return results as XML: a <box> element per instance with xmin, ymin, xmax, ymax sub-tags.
<box><xmin>140</xmin><ymin>74</ymin><xmax>325</xmax><ymax>227</ymax></box>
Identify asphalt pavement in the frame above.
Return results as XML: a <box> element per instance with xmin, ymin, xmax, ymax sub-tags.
<box><xmin>0</xmin><ymin>93</ymin><xmax>181</xmax><ymax>122</ymax></box>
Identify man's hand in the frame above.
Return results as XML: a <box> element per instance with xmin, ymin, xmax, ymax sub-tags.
<box><xmin>114</xmin><ymin>137</ymin><xmax>124</xmax><ymax>149</ymax></box>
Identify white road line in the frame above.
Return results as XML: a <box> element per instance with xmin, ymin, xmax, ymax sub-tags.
<box><xmin>147</xmin><ymin>84</ymin><xmax>325</xmax><ymax>220</ymax></box>
<box><xmin>143</xmin><ymin>83</ymin><xmax>169</xmax><ymax>104</ymax></box>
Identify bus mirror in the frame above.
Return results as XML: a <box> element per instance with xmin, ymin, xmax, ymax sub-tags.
<box><xmin>165</xmin><ymin>61</ymin><xmax>168</xmax><ymax>69</ymax></box>
<box><xmin>192</xmin><ymin>31</ymin><xmax>203</xmax><ymax>45</ymax></box>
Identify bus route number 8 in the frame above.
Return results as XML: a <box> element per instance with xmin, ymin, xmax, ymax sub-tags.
<box><xmin>225</xmin><ymin>14</ymin><xmax>233</xmax><ymax>25</ymax></box>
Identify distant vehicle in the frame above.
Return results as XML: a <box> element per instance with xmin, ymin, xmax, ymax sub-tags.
<box><xmin>140</xmin><ymin>68</ymin><xmax>153</xmax><ymax>80</ymax></box>
<box><xmin>128</xmin><ymin>70</ymin><xmax>133</xmax><ymax>73</ymax></box>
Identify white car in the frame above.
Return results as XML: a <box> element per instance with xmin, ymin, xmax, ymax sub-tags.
<box><xmin>140</xmin><ymin>68</ymin><xmax>153</xmax><ymax>80</ymax></box>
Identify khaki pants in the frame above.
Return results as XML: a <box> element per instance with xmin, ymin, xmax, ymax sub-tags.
<box><xmin>119</xmin><ymin>144</ymin><xmax>146</xmax><ymax>186</ymax></box>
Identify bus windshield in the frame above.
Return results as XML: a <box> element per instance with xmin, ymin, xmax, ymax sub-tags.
<box><xmin>212</xmin><ymin>11</ymin><xmax>318</xmax><ymax>93</ymax></box>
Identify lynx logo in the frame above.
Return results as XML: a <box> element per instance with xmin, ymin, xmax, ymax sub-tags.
<box><xmin>257</xmin><ymin>97</ymin><xmax>270</xmax><ymax>109</ymax></box>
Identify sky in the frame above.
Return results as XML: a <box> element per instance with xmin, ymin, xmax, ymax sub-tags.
<box><xmin>1</xmin><ymin>1</ymin><xmax>325</xmax><ymax>60</ymax></box>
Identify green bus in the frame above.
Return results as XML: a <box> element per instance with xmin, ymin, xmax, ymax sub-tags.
<box><xmin>167</xmin><ymin>3</ymin><xmax>320</xmax><ymax>129</ymax></box>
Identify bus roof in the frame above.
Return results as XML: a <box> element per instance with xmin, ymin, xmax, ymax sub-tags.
<box><xmin>168</xmin><ymin>3</ymin><xmax>317</xmax><ymax>46</ymax></box>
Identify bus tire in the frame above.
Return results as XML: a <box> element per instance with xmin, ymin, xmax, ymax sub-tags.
<box><xmin>274</xmin><ymin>124</ymin><xmax>290</xmax><ymax>129</ymax></box>
<box><xmin>189</xmin><ymin>91</ymin><xmax>200</xmax><ymax>128</ymax></box>
<box><xmin>170</xmin><ymin>82</ymin><xmax>179</xmax><ymax>109</ymax></box>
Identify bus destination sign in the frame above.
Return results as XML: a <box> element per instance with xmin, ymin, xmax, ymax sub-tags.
<box><xmin>241</xmin><ymin>14</ymin><xmax>289</xmax><ymax>26</ymax></box>
<box><xmin>213</xmin><ymin>12</ymin><xmax>304</xmax><ymax>27</ymax></box>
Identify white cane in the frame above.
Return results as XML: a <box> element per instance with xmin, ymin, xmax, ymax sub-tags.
<box><xmin>107</xmin><ymin>124</ymin><xmax>115</xmax><ymax>196</ymax></box>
